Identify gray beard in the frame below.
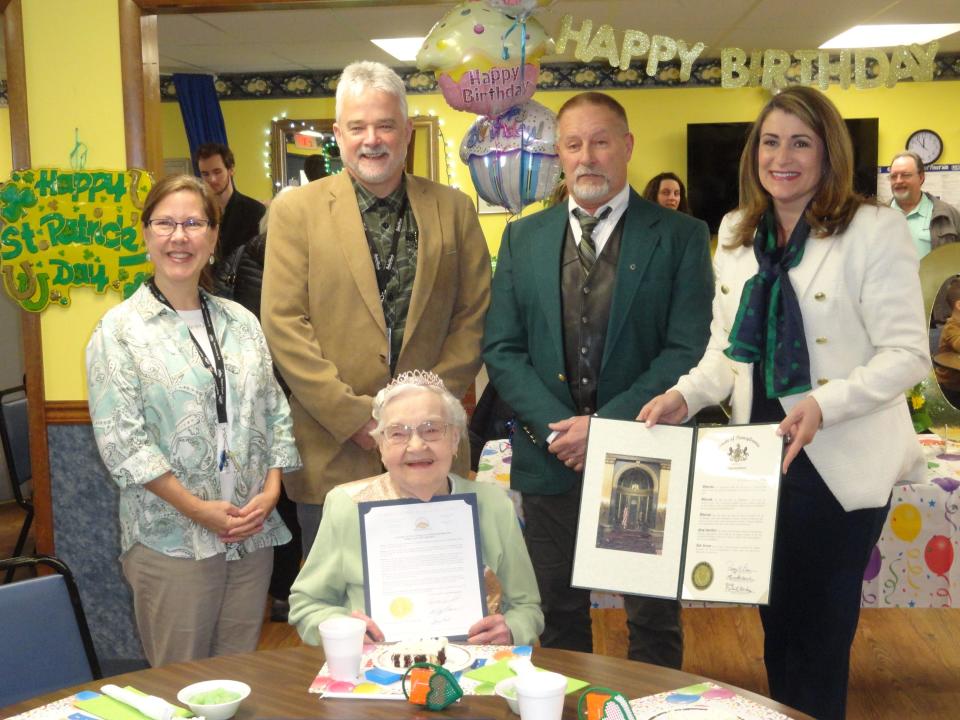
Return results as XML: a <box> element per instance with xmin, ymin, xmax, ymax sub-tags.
<box><xmin>573</xmin><ymin>177</ymin><xmax>611</xmax><ymax>205</ymax></box>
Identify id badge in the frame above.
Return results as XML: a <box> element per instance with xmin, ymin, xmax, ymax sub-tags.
<box><xmin>216</xmin><ymin>422</ymin><xmax>237</xmax><ymax>502</ymax></box>
<box><xmin>386</xmin><ymin>327</ymin><xmax>392</xmax><ymax>369</ymax></box>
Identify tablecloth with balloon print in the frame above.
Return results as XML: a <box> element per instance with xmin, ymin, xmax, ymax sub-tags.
<box><xmin>477</xmin><ymin>437</ymin><xmax>959</xmax><ymax>609</ymax></box>
<box><xmin>860</xmin><ymin>435</ymin><xmax>958</xmax><ymax>608</ymax></box>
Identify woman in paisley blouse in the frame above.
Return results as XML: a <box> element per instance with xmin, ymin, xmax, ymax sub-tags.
<box><xmin>86</xmin><ymin>174</ymin><xmax>300</xmax><ymax>667</ymax></box>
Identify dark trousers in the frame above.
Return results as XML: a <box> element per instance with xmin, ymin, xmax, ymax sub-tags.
<box><xmin>521</xmin><ymin>485</ymin><xmax>683</xmax><ymax>668</ymax></box>
<box><xmin>623</xmin><ymin>593</ymin><xmax>683</xmax><ymax>669</ymax></box>
<box><xmin>759</xmin><ymin>456</ymin><xmax>889</xmax><ymax>720</ymax></box>
<box><xmin>268</xmin><ymin>484</ymin><xmax>302</xmax><ymax>601</ymax></box>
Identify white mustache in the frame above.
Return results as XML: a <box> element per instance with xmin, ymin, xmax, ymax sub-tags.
<box><xmin>574</xmin><ymin>165</ymin><xmax>607</xmax><ymax>181</ymax></box>
<box><xmin>360</xmin><ymin>147</ymin><xmax>389</xmax><ymax>159</ymax></box>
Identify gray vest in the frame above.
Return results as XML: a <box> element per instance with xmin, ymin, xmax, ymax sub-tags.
<box><xmin>561</xmin><ymin>217</ymin><xmax>624</xmax><ymax>414</ymax></box>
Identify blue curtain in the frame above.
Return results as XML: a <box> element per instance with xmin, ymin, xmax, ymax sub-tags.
<box><xmin>171</xmin><ymin>73</ymin><xmax>228</xmax><ymax>173</ymax></box>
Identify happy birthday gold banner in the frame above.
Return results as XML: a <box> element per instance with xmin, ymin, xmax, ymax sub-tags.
<box><xmin>555</xmin><ymin>15</ymin><xmax>938</xmax><ymax>90</ymax></box>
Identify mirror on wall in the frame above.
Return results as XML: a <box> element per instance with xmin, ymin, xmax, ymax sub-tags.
<box><xmin>916</xmin><ymin>245</ymin><xmax>960</xmax><ymax>438</ymax></box>
<box><xmin>270</xmin><ymin>114</ymin><xmax>440</xmax><ymax>193</ymax></box>
<box><xmin>269</xmin><ymin>118</ymin><xmax>338</xmax><ymax>190</ymax></box>
<box><xmin>925</xmin><ymin>247</ymin><xmax>960</xmax><ymax>410</ymax></box>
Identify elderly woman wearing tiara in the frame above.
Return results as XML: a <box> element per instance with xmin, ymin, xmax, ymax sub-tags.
<box><xmin>289</xmin><ymin>370</ymin><xmax>543</xmax><ymax>646</ymax></box>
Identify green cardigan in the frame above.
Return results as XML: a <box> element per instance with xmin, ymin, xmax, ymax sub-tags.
<box><xmin>288</xmin><ymin>473</ymin><xmax>544</xmax><ymax>646</ymax></box>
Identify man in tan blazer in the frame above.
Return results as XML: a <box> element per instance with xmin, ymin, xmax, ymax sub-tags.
<box><xmin>262</xmin><ymin>61</ymin><xmax>490</xmax><ymax>553</ymax></box>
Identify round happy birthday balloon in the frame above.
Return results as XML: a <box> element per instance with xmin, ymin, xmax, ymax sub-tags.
<box><xmin>924</xmin><ymin>534</ymin><xmax>954</xmax><ymax>576</ymax></box>
<box><xmin>417</xmin><ymin>0</ymin><xmax>554</xmax><ymax>117</ymax></box>
<box><xmin>460</xmin><ymin>99</ymin><xmax>561</xmax><ymax>214</ymax></box>
<box><xmin>890</xmin><ymin>503</ymin><xmax>922</xmax><ymax>543</ymax></box>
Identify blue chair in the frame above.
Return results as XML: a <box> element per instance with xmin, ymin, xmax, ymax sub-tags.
<box><xmin>0</xmin><ymin>385</ymin><xmax>33</xmax><ymax>583</ymax></box>
<box><xmin>0</xmin><ymin>555</ymin><xmax>102</xmax><ymax>707</ymax></box>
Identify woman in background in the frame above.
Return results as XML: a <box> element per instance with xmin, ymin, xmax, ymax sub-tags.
<box><xmin>86</xmin><ymin>174</ymin><xmax>300</xmax><ymax>666</ymax></box>
<box><xmin>639</xmin><ymin>87</ymin><xmax>929</xmax><ymax>719</ymax></box>
<box><xmin>642</xmin><ymin>171</ymin><xmax>689</xmax><ymax>213</ymax></box>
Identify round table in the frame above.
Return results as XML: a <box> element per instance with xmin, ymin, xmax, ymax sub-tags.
<box><xmin>2</xmin><ymin>645</ymin><xmax>811</xmax><ymax>719</ymax></box>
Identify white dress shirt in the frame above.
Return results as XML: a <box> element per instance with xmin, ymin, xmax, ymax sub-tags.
<box><xmin>566</xmin><ymin>184</ymin><xmax>630</xmax><ymax>256</ymax></box>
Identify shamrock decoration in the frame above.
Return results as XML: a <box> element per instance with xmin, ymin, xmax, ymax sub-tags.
<box><xmin>0</xmin><ymin>182</ymin><xmax>38</xmax><ymax>223</ymax></box>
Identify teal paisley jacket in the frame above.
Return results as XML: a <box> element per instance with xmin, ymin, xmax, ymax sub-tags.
<box><xmin>86</xmin><ymin>283</ymin><xmax>300</xmax><ymax>561</ymax></box>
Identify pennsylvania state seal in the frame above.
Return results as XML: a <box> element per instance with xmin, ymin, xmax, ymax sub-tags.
<box><xmin>691</xmin><ymin>561</ymin><xmax>714</xmax><ymax>590</ymax></box>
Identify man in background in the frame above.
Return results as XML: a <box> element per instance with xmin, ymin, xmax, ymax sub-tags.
<box><xmin>261</xmin><ymin>61</ymin><xmax>490</xmax><ymax>554</ymax></box>
<box><xmin>483</xmin><ymin>92</ymin><xmax>713</xmax><ymax>668</ymax></box>
<box><xmin>888</xmin><ymin>151</ymin><xmax>960</xmax><ymax>258</ymax></box>
<box><xmin>197</xmin><ymin>142</ymin><xmax>265</xmax><ymax>257</ymax></box>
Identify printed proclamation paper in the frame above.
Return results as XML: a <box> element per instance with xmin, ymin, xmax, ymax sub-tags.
<box><xmin>359</xmin><ymin>494</ymin><xmax>486</xmax><ymax>641</ymax></box>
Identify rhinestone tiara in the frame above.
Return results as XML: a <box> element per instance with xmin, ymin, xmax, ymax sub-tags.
<box><xmin>387</xmin><ymin>369</ymin><xmax>447</xmax><ymax>392</ymax></box>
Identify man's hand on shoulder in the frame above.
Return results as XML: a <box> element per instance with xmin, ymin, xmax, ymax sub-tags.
<box><xmin>350</xmin><ymin>418</ymin><xmax>377</xmax><ymax>451</ymax></box>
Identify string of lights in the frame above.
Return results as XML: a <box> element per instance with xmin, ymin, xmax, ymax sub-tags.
<box><xmin>425</xmin><ymin>108</ymin><xmax>457</xmax><ymax>190</ymax></box>
<box><xmin>262</xmin><ymin>108</ymin><xmax>460</xmax><ymax>192</ymax></box>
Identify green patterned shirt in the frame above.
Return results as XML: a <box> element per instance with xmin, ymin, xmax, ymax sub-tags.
<box><xmin>353</xmin><ymin>176</ymin><xmax>419</xmax><ymax>373</ymax></box>
<box><xmin>86</xmin><ymin>284</ymin><xmax>300</xmax><ymax>561</ymax></box>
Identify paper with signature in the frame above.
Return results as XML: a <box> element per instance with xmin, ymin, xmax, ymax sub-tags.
<box><xmin>359</xmin><ymin>494</ymin><xmax>486</xmax><ymax>641</ymax></box>
<box><xmin>681</xmin><ymin>424</ymin><xmax>782</xmax><ymax>604</ymax></box>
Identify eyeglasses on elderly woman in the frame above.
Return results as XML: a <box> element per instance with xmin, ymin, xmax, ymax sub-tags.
<box><xmin>380</xmin><ymin>420</ymin><xmax>451</xmax><ymax>446</ymax></box>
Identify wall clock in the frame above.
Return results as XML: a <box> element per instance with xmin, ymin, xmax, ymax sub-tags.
<box><xmin>906</xmin><ymin>129</ymin><xmax>943</xmax><ymax>166</ymax></box>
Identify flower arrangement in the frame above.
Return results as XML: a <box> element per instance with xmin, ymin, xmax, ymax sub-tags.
<box><xmin>908</xmin><ymin>382</ymin><xmax>932</xmax><ymax>433</ymax></box>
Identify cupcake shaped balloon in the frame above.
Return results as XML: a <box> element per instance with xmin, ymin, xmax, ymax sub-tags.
<box><xmin>416</xmin><ymin>0</ymin><xmax>554</xmax><ymax>117</ymax></box>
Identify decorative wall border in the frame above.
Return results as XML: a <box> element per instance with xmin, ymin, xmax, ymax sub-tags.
<box><xmin>160</xmin><ymin>54</ymin><xmax>960</xmax><ymax>102</ymax></box>
<box><xmin>46</xmin><ymin>401</ymin><xmax>92</xmax><ymax>425</ymax></box>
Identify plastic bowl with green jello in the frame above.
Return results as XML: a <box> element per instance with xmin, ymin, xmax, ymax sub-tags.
<box><xmin>177</xmin><ymin>680</ymin><xmax>250</xmax><ymax>720</ymax></box>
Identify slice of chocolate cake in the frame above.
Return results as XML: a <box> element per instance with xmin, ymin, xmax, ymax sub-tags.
<box><xmin>389</xmin><ymin>637</ymin><xmax>449</xmax><ymax>668</ymax></box>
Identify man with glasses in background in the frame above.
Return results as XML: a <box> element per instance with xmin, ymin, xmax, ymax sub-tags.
<box><xmin>888</xmin><ymin>151</ymin><xmax>959</xmax><ymax>258</ymax></box>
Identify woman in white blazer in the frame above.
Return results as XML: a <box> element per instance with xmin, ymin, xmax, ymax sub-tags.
<box><xmin>639</xmin><ymin>87</ymin><xmax>929</xmax><ymax>720</ymax></box>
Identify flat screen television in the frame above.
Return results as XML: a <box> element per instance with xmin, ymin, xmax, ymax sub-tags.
<box><xmin>686</xmin><ymin>118</ymin><xmax>879</xmax><ymax>233</ymax></box>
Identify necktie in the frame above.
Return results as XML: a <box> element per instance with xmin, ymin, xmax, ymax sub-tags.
<box><xmin>573</xmin><ymin>207</ymin><xmax>611</xmax><ymax>272</ymax></box>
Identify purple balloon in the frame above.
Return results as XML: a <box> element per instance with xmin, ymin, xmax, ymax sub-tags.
<box><xmin>932</xmin><ymin>476</ymin><xmax>960</xmax><ymax>493</ymax></box>
<box><xmin>863</xmin><ymin>544</ymin><xmax>882</xmax><ymax>582</ymax></box>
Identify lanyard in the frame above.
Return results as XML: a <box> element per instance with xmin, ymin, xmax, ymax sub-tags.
<box><xmin>147</xmin><ymin>278</ymin><xmax>228</xmax><ymax>425</ymax></box>
<box><xmin>364</xmin><ymin>195</ymin><xmax>410</xmax><ymax>302</ymax></box>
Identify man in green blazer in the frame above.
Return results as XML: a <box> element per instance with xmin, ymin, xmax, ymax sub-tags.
<box><xmin>483</xmin><ymin>92</ymin><xmax>712</xmax><ymax>668</ymax></box>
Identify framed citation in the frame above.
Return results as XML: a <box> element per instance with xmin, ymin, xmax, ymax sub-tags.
<box><xmin>359</xmin><ymin>493</ymin><xmax>487</xmax><ymax>641</ymax></box>
<box><xmin>571</xmin><ymin>418</ymin><xmax>783</xmax><ymax>604</ymax></box>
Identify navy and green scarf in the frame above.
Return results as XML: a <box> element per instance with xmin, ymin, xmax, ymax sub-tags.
<box><xmin>724</xmin><ymin>208</ymin><xmax>812</xmax><ymax>398</ymax></box>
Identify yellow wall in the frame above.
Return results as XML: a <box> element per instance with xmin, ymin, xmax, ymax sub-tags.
<box><xmin>163</xmin><ymin>80</ymin><xmax>960</xmax><ymax>262</ymax></box>
<box><xmin>0</xmin><ymin>107</ymin><xmax>11</xmax><ymax>178</ymax></box>
<box><xmin>23</xmin><ymin>0</ymin><xmax>128</xmax><ymax>401</ymax></box>
<box><xmin>40</xmin><ymin>75</ymin><xmax>959</xmax><ymax>401</ymax></box>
